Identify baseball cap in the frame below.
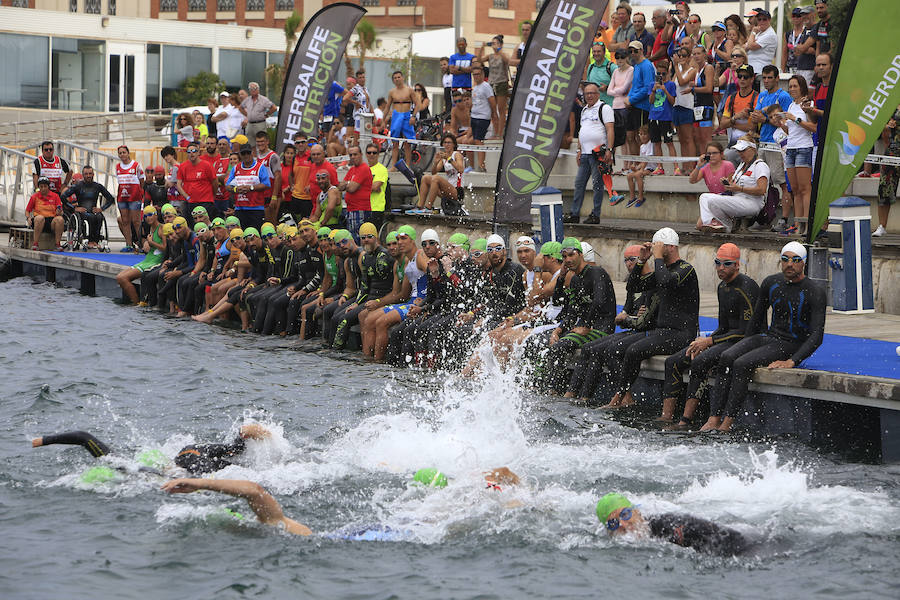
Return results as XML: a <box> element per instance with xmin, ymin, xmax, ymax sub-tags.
<box><xmin>238</xmin><ymin>143</ymin><xmax>253</xmax><ymax>154</ymax></box>
<box><xmin>359</xmin><ymin>222</ymin><xmax>378</xmax><ymax>237</ymax></box>
<box><xmin>755</xmin><ymin>8</ymin><xmax>771</xmax><ymax>19</ymax></box>
<box><xmin>801</xmin><ymin>5</ymin><xmax>815</xmax><ymax>14</ymax></box>
<box><xmin>37</xmin><ymin>176</ymin><xmax>50</xmax><ymax>185</ymax></box>
<box><xmin>791</xmin><ymin>7</ymin><xmax>804</xmax><ymax>16</ymax></box>
<box><xmin>422</xmin><ymin>228</ymin><xmax>440</xmax><ymax>243</ymax></box>
<box><xmin>515</xmin><ymin>236</ymin><xmax>536</xmax><ymax>250</ymax></box>
<box><xmin>716</xmin><ymin>243</ymin><xmax>741</xmax><ymax>261</ymax></box>
<box><xmin>712</xmin><ymin>21</ymin><xmax>727</xmax><ymax>30</ymax></box>
<box><xmin>627</xmin><ymin>40</ymin><xmax>643</xmax><ymax>51</ymax></box>
<box><xmin>737</xmin><ymin>64</ymin><xmax>755</xmax><ymax>76</ymax></box>
<box><xmin>652</xmin><ymin>227</ymin><xmax>679</xmax><ymax>246</ymax></box>
<box><xmin>614</xmin><ymin>49</ymin><xmax>628</xmax><ymax>59</ymax></box>
<box><xmin>219</xmin><ymin>91</ymin><xmax>230</xmax><ymax>97</ymax></box>
<box><xmin>733</xmin><ymin>139</ymin><xmax>757</xmax><ymax>152</ymax></box>
<box><xmin>744</xmin><ymin>8</ymin><xmax>758</xmax><ymax>17</ymax></box>
<box><xmin>231</xmin><ymin>134</ymin><xmax>248</xmax><ymax>145</ymax></box>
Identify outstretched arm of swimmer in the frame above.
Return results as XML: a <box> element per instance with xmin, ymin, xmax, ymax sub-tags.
<box><xmin>32</xmin><ymin>431</ymin><xmax>111</xmax><ymax>458</ymax></box>
<box><xmin>161</xmin><ymin>478</ymin><xmax>312</xmax><ymax>536</ymax></box>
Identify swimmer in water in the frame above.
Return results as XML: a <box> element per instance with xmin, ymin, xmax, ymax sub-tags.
<box><xmin>32</xmin><ymin>423</ymin><xmax>272</xmax><ymax>475</ymax></box>
<box><xmin>595</xmin><ymin>493</ymin><xmax>748</xmax><ymax>556</ymax></box>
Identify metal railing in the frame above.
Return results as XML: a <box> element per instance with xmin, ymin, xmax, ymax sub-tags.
<box><xmin>0</xmin><ymin>110</ymin><xmax>173</xmax><ymax>147</ymax></box>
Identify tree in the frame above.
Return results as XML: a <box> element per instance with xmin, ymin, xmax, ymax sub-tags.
<box><xmin>283</xmin><ymin>10</ymin><xmax>304</xmax><ymax>74</ymax></box>
<box><xmin>171</xmin><ymin>71</ymin><xmax>227</xmax><ymax>107</ymax></box>
<box><xmin>344</xmin><ymin>19</ymin><xmax>377</xmax><ymax>78</ymax></box>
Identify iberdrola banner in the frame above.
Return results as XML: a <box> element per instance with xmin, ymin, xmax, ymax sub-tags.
<box><xmin>276</xmin><ymin>3</ymin><xmax>366</xmax><ymax>150</ymax></box>
<box><xmin>493</xmin><ymin>0</ymin><xmax>608</xmax><ymax>224</ymax></box>
<box><xmin>808</xmin><ymin>0</ymin><xmax>900</xmax><ymax>240</ymax></box>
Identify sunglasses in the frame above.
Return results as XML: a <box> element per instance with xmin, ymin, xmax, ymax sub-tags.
<box><xmin>337</xmin><ymin>238</ymin><xmax>350</xmax><ymax>246</ymax></box>
<box><xmin>173</xmin><ymin>223</ymin><xmax>184</xmax><ymax>230</ymax></box>
<box><xmin>629</xmin><ymin>48</ymin><xmax>640</xmax><ymax>53</ymax></box>
<box><xmin>486</xmin><ymin>246</ymin><xmax>505</xmax><ymax>253</ymax></box>
<box><xmin>186</xmin><ymin>149</ymin><xmax>199</xmax><ymax>153</ymax></box>
<box><xmin>262</xmin><ymin>233</ymin><xmax>276</xmax><ymax>239</ymax></box>
<box><xmin>624</xmin><ymin>256</ymin><xmax>638</xmax><ymax>263</ymax></box>
<box><xmin>366</xmin><ymin>150</ymin><xmax>378</xmax><ymax>155</ymax></box>
<box><xmin>606</xmin><ymin>506</ymin><xmax>634</xmax><ymax>532</ymax></box>
<box><xmin>471</xmin><ymin>251</ymin><xmax>484</xmax><ymax>257</ymax></box>
<box><xmin>781</xmin><ymin>255</ymin><xmax>804</xmax><ymax>264</ymax></box>
<box><xmin>714</xmin><ymin>259</ymin><xmax>737</xmax><ymax>267</ymax></box>
<box><xmin>737</xmin><ymin>74</ymin><xmax>753</xmax><ymax>79</ymax></box>
<box><xmin>421</xmin><ymin>240</ymin><xmax>439</xmax><ymax>247</ymax></box>
<box><xmin>361</xmin><ymin>234</ymin><xmax>376</xmax><ymax>240</ymax></box>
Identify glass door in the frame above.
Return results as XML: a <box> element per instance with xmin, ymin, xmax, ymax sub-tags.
<box><xmin>106</xmin><ymin>43</ymin><xmax>146</xmax><ymax>112</ymax></box>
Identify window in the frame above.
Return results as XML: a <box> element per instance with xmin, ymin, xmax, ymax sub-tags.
<box><xmin>160</xmin><ymin>0</ymin><xmax>178</xmax><ymax>12</ymax></box>
<box><xmin>275</xmin><ymin>0</ymin><xmax>293</xmax><ymax>10</ymax></box>
<box><xmin>52</xmin><ymin>38</ymin><xmax>105</xmax><ymax>111</ymax></box>
<box><xmin>161</xmin><ymin>45</ymin><xmax>212</xmax><ymax>107</ymax></box>
<box><xmin>220</xmin><ymin>49</ymin><xmax>266</xmax><ymax>93</ymax></box>
<box><xmin>493</xmin><ymin>0</ymin><xmax>508</xmax><ymax>8</ymax></box>
<box><xmin>70</xmin><ymin>0</ymin><xmax>78</xmax><ymax>12</ymax></box>
<box><xmin>0</xmin><ymin>33</ymin><xmax>49</xmax><ymax>109</ymax></box>
<box><xmin>188</xmin><ymin>0</ymin><xmax>207</xmax><ymax>10</ymax></box>
<box><xmin>108</xmin><ymin>0</ymin><xmax>116</xmax><ymax>15</ymax></box>
<box><xmin>246</xmin><ymin>0</ymin><xmax>264</xmax><ymax>11</ymax></box>
<box><xmin>361</xmin><ymin>0</ymin><xmax>380</xmax><ymax>6</ymax></box>
<box><xmin>146</xmin><ymin>44</ymin><xmax>161</xmax><ymax>110</ymax></box>
<box><xmin>12</xmin><ymin>0</ymin><xmax>29</xmax><ymax>7</ymax></box>
<box><xmin>217</xmin><ymin>0</ymin><xmax>235</xmax><ymax>10</ymax></box>
<box><xmin>536</xmin><ymin>0</ymin><xmax>545</xmax><ymax>10</ymax></box>
<box><xmin>85</xmin><ymin>0</ymin><xmax>101</xmax><ymax>13</ymax></box>
<box><xmin>397</xmin><ymin>0</ymin><xmax>416</xmax><ymax>6</ymax></box>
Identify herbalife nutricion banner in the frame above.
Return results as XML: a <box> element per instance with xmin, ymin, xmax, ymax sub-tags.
<box><xmin>493</xmin><ymin>0</ymin><xmax>608</xmax><ymax>224</ymax></box>
<box><xmin>275</xmin><ymin>3</ymin><xmax>366</xmax><ymax>150</ymax></box>
<box><xmin>808</xmin><ymin>0</ymin><xmax>900</xmax><ymax>240</ymax></box>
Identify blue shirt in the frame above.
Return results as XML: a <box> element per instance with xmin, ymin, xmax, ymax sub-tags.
<box><xmin>649</xmin><ymin>81</ymin><xmax>676</xmax><ymax>122</ymax></box>
<box><xmin>755</xmin><ymin>88</ymin><xmax>792</xmax><ymax>143</ymax></box>
<box><xmin>628</xmin><ymin>58</ymin><xmax>655</xmax><ymax>112</ymax></box>
<box><xmin>449</xmin><ymin>52</ymin><xmax>476</xmax><ymax>88</ymax></box>
<box><xmin>323</xmin><ymin>82</ymin><xmax>345</xmax><ymax>118</ymax></box>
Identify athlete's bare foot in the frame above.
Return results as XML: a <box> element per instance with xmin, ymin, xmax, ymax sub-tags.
<box><xmin>175</xmin><ymin>311</ymin><xmax>188</xmax><ymax>318</ymax></box>
<box><xmin>699</xmin><ymin>416</ymin><xmax>721</xmax><ymax>432</ymax></box>
<box><xmin>192</xmin><ymin>312</ymin><xmax>214</xmax><ymax>323</ymax></box>
<box><xmin>563</xmin><ymin>391</ymin><xmax>575</xmax><ymax>399</ymax></box>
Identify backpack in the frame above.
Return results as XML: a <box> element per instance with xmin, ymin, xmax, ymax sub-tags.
<box><xmin>587</xmin><ymin>61</ymin><xmax>613</xmax><ymax>80</ymax></box>
<box><xmin>598</xmin><ymin>100</ymin><xmax>627</xmax><ymax>148</ymax></box>
<box><xmin>757</xmin><ymin>184</ymin><xmax>779</xmax><ymax>226</ymax></box>
<box><xmin>725</xmin><ymin>89</ymin><xmax>758</xmax><ymax>118</ymax></box>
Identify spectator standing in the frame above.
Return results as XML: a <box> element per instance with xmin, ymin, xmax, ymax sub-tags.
<box><xmin>719</xmin><ymin>65</ymin><xmax>759</xmax><ymax>160</ymax></box>
<box><xmin>784</xmin><ymin>7</ymin><xmax>816</xmax><ymax>85</ymax></box>
<box><xmin>174</xmin><ymin>113</ymin><xmax>195</xmax><ymax>148</ymax></box>
<box><xmin>510</xmin><ymin>21</ymin><xmax>532</xmax><ymax>68</ymax></box>
<box><xmin>440</xmin><ymin>57</ymin><xmax>452</xmax><ymax>112</ymax></box>
<box><xmin>414</xmin><ymin>84</ymin><xmax>430</xmax><ymax>121</ymax></box>
<box><xmin>750</xmin><ymin>65</ymin><xmax>793</xmax><ymax>231</ymax></box>
<box><xmin>205</xmin><ymin>98</ymin><xmax>219</xmax><ymax>140</ymax></box>
<box><xmin>745</xmin><ymin>9</ymin><xmax>776</xmax><ymax>75</ymax></box>
<box><xmin>26</xmin><ymin>177</ymin><xmax>64</xmax><ymax>250</ymax></box>
<box><xmin>240</xmin><ymin>82</ymin><xmax>276</xmax><ymax>142</ymax></box>
<box><xmin>630</xmin><ymin>12</ymin><xmax>654</xmax><ymax>56</ymax></box>
<box><xmin>802</xmin><ymin>52</ymin><xmax>832</xmax><ymax>176</ymax></box>
<box><xmin>718</xmin><ymin>46</ymin><xmax>748</xmax><ymax>111</ymax></box>
<box><xmin>690</xmin><ymin>46</ymin><xmax>717</xmax><ymax>157</ymax></box>
<box><xmin>449</xmin><ymin>38</ymin><xmax>476</xmax><ymax>90</ymax></box>
<box><xmin>565</xmin><ymin>83</ymin><xmax>616</xmax><ymax>225</ymax></box>
<box><xmin>774</xmin><ymin>76</ymin><xmax>817</xmax><ymax>237</ymax></box>
<box><xmin>366</xmin><ymin>143</ymin><xmax>389</xmax><ymax>229</ymax></box>
<box><xmin>254</xmin><ymin>131</ymin><xmax>282</xmax><ymax>225</ymax></box>
<box><xmin>384</xmin><ymin>71</ymin><xmax>421</xmax><ymax>168</ymax></box>
<box><xmin>478</xmin><ymin>35</ymin><xmax>510</xmax><ymax>136</ymax></box>
<box><xmin>32</xmin><ymin>141</ymin><xmax>71</xmax><ymax>196</ymax></box>
<box><xmin>213</xmin><ymin>137</ymin><xmax>233</xmax><ymax>217</ymax></box>
<box><xmin>115</xmin><ymin>145</ymin><xmax>145</xmax><ymax>252</ymax></box>
<box><xmin>683</xmin><ymin>14</ymin><xmax>711</xmax><ymax>51</ymax></box>
<box><xmin>192</xmin><ymin>110</ymin><xmax>208</xmax><ymax>143</ymax></box>
<box><xmin>625</xmin><ymin>41</ymin><xmax>654</xmax><ymax>169</ymax></box>
<box><xmin>649</xmin><ymin>9</ymin><xmax>674</xmax><ymax>64</ymax></box>
<box><xmin>672</xmin><ymin>47</ymin><xmax>697</xmax><ymax>175</ymax></box>
<box><xmin>608</xmin><ymin>3</ymin><xmax>635</xmax><ymax>54</ymax></box>
<box><xmin>321</xmin><ymin>81</ymin><xmax>345</xmax><ymax>135</ymax></box>
<box><xmin>607</xmin><ymin>48</ymin><xmax>633</xmax><ymax>137</ymax></box>
<box><xmin>813</xmin><ymin>0</ymin><xmax>831</xmax><ymax>56</ymax></box>
<box><xmin>469</xmin><ymin>61</ymin><xmax>498</xmax><ymax>171</ymax></box>
<box><xmin>347</xmin><ymin>69</ymin><xmax>371</xmax><ymax>135</ymax></box>
<box><xmin>200</xmin><ymin>137</ymin><xmax>218</xmax><ymax>166</ymax></box>
<box><xmin>289</xmin><ymin>133</ymin><xmax>313</xmax><ymax>220</ymax></box>
<box><xmin>698</xmin><ymin>138</ymin><xmax>768</xmax><ymax>232</ymax></box>
<box><xmin>689</xmin><ymin>141</ymin><xmax>735</xmax><ymax>230</ymax></box>
<box><xmin>709</xmin><ymin>21</ymin><xmax>731</xmax><ymax>73</ymax></box>
<box><xmin>160</xmin><ymin>146</ymin><xmax>184</xmax><ymax>214</ymax></box>
<box><xmin>210</xmin><ymin>92</ymin><xmax>236</xmax><ymax>139</ymax></box>
<box><xmin>176</xmin><ymin>141</ymin><xmax>219</xmax><ymax>227</ymax></box>
<box><xmin>725</xmin><ymin>14</ymin><xmax>749</xmax><ymax>46</ymax></box>
<box><xmin>226</xmin><ymin>144</ymin><xmax>270</xmax><ymax>231</ymax></box>
<box><xmin>874</xmin><ymin>106</ymin><xmax>900</xmax><ymax>237</ymax></box>
<box><xmin>648</xmin><ymin>59</ymin><xmax>676</xmax><ymax>175</ymax></box>
<box><xmin>586</xmin><ymin>41</ymin><xmax>617</xmax><ymax>107</ymax></box>
<box><xmin>337</xmin><ymin>146</ymin><xmax>372</xmax><ymax>240</ymax></box>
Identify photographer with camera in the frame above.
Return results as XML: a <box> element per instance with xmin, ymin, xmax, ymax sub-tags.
<box><xmin>565</xmin><ymin>83</ymin><xmax>616</xmax><ymax>225</ymax></box>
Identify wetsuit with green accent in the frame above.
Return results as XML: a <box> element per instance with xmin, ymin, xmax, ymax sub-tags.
<box><xmin>663</xmin><ymin>272</ymin><xmax>759</xmax><ymax>403</ymax></box>
<box><xmin>649</xmin><ymin>513</ymin><xmax>748</xmax><ymax>555</ymax></box>
<box><xmin>39</xmin><ymin>431</ymin><xmax>111</xmax><ymax>457</ymax></box>
<box><xmin>177</xmin><ymin>234</ymin><xmax>217</xmax><ymax>314</ymax></box>
<box><xmin>133</xmin><ymin>225</ymin><xmax>165</xmax><ymax>273</ymax></box>
<box><xmin>251</xmin><ymin>242</ymin><xmax>296</xmax><ymax>333</ymax></box>
<box><xmin>323</xmin><ymin>248</ymin><xmax>361</xmax><ymax>346</ymax></box>
<box><xmin>334</xmin><ymin>245</ymin><xmax>395</xmax><ymax>348</ymax></box>
<box><xmin>712</xmin><ymin>274</ymin><xmax>826</xmax><ymax>419</ymax></box>
<box><xmin>274</xmin><ymin>245</ymin><xmax>325</xmax><ymax>335</ymax></box>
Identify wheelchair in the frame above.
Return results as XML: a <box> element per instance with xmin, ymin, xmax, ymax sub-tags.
<box><xmin>64</xmin><ymin>205</ymin><xmax>111</xmax><ymax>252</ymax></box>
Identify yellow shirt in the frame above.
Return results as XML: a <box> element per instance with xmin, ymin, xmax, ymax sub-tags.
<box><xmin>369</xmin><ymin>162</ymin><xmax>389</xmax><ymax>212</ymax></box>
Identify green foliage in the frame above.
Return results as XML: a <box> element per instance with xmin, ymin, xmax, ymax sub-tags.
<box><xmin>389</xmin><ymin>53</ymin><xmax>440</xmax><ymax>87</ymax></box>
<box><xmin>824</xmin><ymin>0</ymin><xmax>852</xmax><ymax>57</ymax></box>
<box><xmin>265</xmin><ymin>63</ymin><xmax>284</xmax><ymax>100</ymax></box>
<box><xmin>171</xmin><ymin>71</ymin><xmax>227</xmax><ymax>108</ymax></box>
<box><xmin>284</xmin><ymin>10</ymin><xmax>303</xmax><ymax>41</ymax></box>
<box><xmin>356</xmin><ymin>19</ymin><xmax>376</xmax><ymax>49</ymax></box>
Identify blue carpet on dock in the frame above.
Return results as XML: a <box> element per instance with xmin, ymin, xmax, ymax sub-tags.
<box><xmin>47</xmin><ymin>251</ymin><xmax>144</xmax><ymax>267</ymax></box>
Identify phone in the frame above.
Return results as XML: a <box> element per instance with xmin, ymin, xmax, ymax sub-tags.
<box><xmin>703</xmin><ymin>153</ymin><xmax>711</xmax><ymax>162</ymax></box>
<box><xmin>720</xmin><ymin>177</ymin><xmax>730</xmax><ymax>187</ymax></box>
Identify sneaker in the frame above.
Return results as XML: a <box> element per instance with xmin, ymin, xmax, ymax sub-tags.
<box><xmin>584</xmin><ymin>214</ymin><xmax>601</xmax><ymax>224</ymax></box>
<box><xmin>873</xmin><ymin>224</ymin><xmax>886</xmax><ymax>237</ymax></box>
<box><xmin>119</xmin><ymin>246</ymin><xmax>133</xmax><ymax>253</ymax></box>
<box><xmin>771</xmin><ymin>217</ymin><xmax>788</xmax><ymax>232</ymax></box>
<box><xmin>405</xmin><ymin>208</ymin><xmax>421</xmax><ymax>215</ymax></box>
<box><xmin>626</xmin><ymin>196</ymin><xmax>639</xmax><ymax>208</ymax></box>
<box><xmin>54</xmin><ymin>245</ymin><xmax>64</xmax><ymax>251</ymax></box>
<box><xmin>31</xmin><ymin>243</ymin><xmax>39</xmax><ymax>251</ymax></box>
<box><xmin>562</xmin><ymin>212</ymin><xmax>580</xmax><ymax>224</ymax></box>
<box><xmin>634</xmin><ymin>197</ymin><xmax>646</xmax><ymax>208</ymax></box>
<box><xmin>858</xmin><ymin>171</ymin><xmax>871</xmax><ymax>178</ymax></box>
<box><xmin>778</xmin><ymin>224</ymin><xmax>799</xmax><ymax>236</ymax></box>
<box><xmin>651</xmin><ymin>166</ymin><xmax>665</xmax><ymax>176</ymax></box>
<box><xmin>609</xmin><ymin>194</ymin><xmax>625</xmax><ymax>206</ymax></box>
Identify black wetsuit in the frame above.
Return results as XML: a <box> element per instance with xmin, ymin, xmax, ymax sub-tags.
<box><xmin>250</xmin><ymin>242</ymin><xmax>295</xmax><ymax>334</ymax></box>
<box><xmin>227</xmin><ymin>243</ymin><xmax>271</xmax><ymax>312</ymax></box>
<box><xmin>609</xmin><ymin>257</ymin><xmax>699</xmax><ymax>396</ymax></box>
<box><xmin>60</xmin><ymin>181</ymin><xmax>115</xmax><ymax>244</ymax></box>
<box><xmin>174</xmin><ymin>437</ymin><xmax>247</xmax><ymax>474</ymax></box>
<box><xmin>143</xmin><ymin>181</ymin><xmax>168</xmax><ymax>209</ymax></box>
<box><xmin>711</xmin><ymin>274</ymin><xmax>826</xmax><ymax>419</ymax></box>
<box><xmin>176</xmin><ymin>235</ymin><xmax>217</xmax><ymax>314</ymax></box>
<box><xmin>334</xmin><ymin>245</ymin><xmax>395</xmax><ymax>349</ymax></box>
<box><xmin>295</xmin><ymin>251</ymin><xmax>343</xmax><ymax>338</ymax></box>
<box><xmin>158</xmin><ymin>233</ymin><xmax>200</xmax><ymax>310</ymax></box>
<box><xmin>648</xmin><ymin>513</ymin><xmax>748</xmax><ymax>555</ymax></box>
<box><xmin>324</xmin><ymin>248</ymin><xmax>362</xmax><ymax>346</ymax></box>
<box><xmin>663</xmin><ymin>273</ymin><xmax>759</xmax><ymax>404</ymax></box>
<box><xmin>271</xmin><ymin>245</ymin><xmax>324</xmax><ymax>335</ymax></box>
<box><xmin>39</xmin><ymin>431</ymin><xmax>111</xmax><ymax>457</ymax></box>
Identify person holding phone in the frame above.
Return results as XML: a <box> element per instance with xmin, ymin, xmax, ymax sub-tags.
<box><xmin>697</xmin><ymin>137</ymin><xmax>768</xmax><ymax>232</ymax></box>
<box><xmin>690</xmin><ymin>141</ymin><xmax>735</xmax><ymax>230</ymax></box>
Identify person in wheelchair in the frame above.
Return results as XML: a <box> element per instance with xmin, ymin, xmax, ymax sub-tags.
<box><xmin>60</xmin><ymin>165</ymin><xmax>115</xmax><ymax>250</ymax></box>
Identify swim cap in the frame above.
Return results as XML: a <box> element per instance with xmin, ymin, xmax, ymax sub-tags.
<box><xmin>422</xmin><ymin>228</ymin><xmax>440</xmax><ymax>244</ymax></box>
<box><xmin>284</xmin><ymin>226</ymin><xmax>298</xmax><ymax>238</ymax></box>
<box><xmin>172</xmin><ymin>216</ymin><xmax>188</xmax><ymax>228</ymax></box>
<box><xmin>540</xmin><ymin>241</ymin><xmax>562</xmax><ymax>260</ymax></box>
<box><xmin>211</xmin><ymin>217</ymin><xmax>226</xmax><ymax>228</ymax></box>
<box><xmin>581</xmin><ymin>241</ymin><xmax>596</xmax><ymax>263</ymax></box>
<box><xmin>191</xmin><ymin>205</ymin><xmax>208</xmax><ymax>216</ymax></box>
<box><xmin>561</xmin><ymin>236</ymin><xmax>581</xmax><ymax>252</ymax></box>
<box><xmin>781</xmin><ymin>241</ymin><xmax>807</xmax><ymax>260</ymax></box>
<box><xmin>136</xmin><ymin>449</ymin><xmax>168</xmax><ymax>470</ymax></box>
<box><xmin>413</xmin><ymin>468</ymin><xmax>448</xmax><ymax>488</ymax></box>
<box><xmin>193</xmin><ymin>222</ymin><xmax>209</xmax><ymax>233</ymax></box>
<box><xmin>385</xmin><ymin>231</ymin><xmax>398</xmax><ymax>244</ymax></box>
<box><xmin>486</xmin><ymin>233</ymin><xmax>505</xmax><ymax>248</ymax></box>
<box><xmin>332</xmin><ymin>229</ymin><xmax>352</xmax><ymax>243</ymax></box>
<box><xmin>624</xmin><ymin>244</ymin><xmax>642</xmax><ymax>258</ymax></box>
<box><xmin>243</xmin><ymin>227</ymin><xmax>260</xmax><ymax>239</ymax></box>
<box><xmin>397</xmin><ymin>224</ymin><xmax>417</xmax><ymax>240</ymax></box>
<box><xmin>447</xmin><ymin>232</ymin><xmax>470</xmax><ymax>250</ymax></box>
<box><xmin>515</xmin><ymin>235</ymin><xmax>536</xmax><ymax>250</ymax></box>
<box><xmin>652</xmin><ymin>227</ymin><xmax>679</xmax><ymax>246</ymax></box>
<box><xmin>716</xmin><ymin>243</ymin><xmax>741</xmax><ymax>261</ymax></box>
<box><xmin>161</xmin><ymin>203</ymin><xmax>176</xmax><ymax>215</ymax></box>
<box><xmin>225</xmin><ymin>215</ymin><xmax>241</xmax><ymax>227</ymax></box>
<box><xmin>80</xmin><ymin>465</ymin><xmax>117</xmax><ymax>484</ymax></box>
<box><xmin>275</xmin><ymin>223</ymin><xmax>287</xmax><ymax>235</ymax></box>
<box><xmin>229</xmin><ymin>227</ymin><xmax>244</xmax><ymax>239</ymax></box>
<box><xmin>595</xmin><ymin>493</ymin><xmax>632</xmax><ymax>523</ymax></box>
<box><xmin>260</xmin><ymin>222</ymin><xmax>277</xmax><ymax>236</ymax></box>
<box><xmin>472</xmin><ymin>238</ymin><xmax>487</xmax><ymax>252</ymax></box>
<box><xmin>142</xmin><ymin>205</ymin><xmax>157</xmax><ymax>216</ymax></box>
<box><xmin>359</xmin><ymin>222</ymin><xmax>378</xmax><ymax>237</ymax></box>
<box><xmin>318</xmin><ymin>226</ymin><xmax>332</xmax><ymax>238</ymax></box>
<box><xmin>299</xmin><ymin>219</ymin><xmax>315</xmax><ymax>230</ymax></box>
<box><xmin>161</xmin><ymin>224</ymin><xmax>175</xmax><ymax>236</ymax></box>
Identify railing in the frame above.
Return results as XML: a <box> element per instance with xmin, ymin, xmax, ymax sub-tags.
<box><xmin>0</xmin><ymin>110</ymin><xmax>173</xmax><ymax>147</ymax></box>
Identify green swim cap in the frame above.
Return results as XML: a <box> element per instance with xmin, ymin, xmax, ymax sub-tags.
<box><xmin>222</xmin><ymin>507</ymin><xmax>245</xmax><ymax>520</ymax></box>
<box><xmin>191</xmin><ymin>205</ymin><xmax>208</xmax><ymax>216</ymax></box>
<box><xmin>243</xmin><ymin>227</ymin><xmax>260</xmax><ymax>238</ymax></box>
<box><xmin>596</xmin><ymin>493</ymin><xmax>632</xmax><ymax>523</ymax></box>
<box><xmin>561</xmin><ymin>237</ymin><xmax>581</xmax><ymax>252</ymax></box>
<box><xmin>385</xmin><ymin>231</ymin><xmax>398</xmax><ymax>244</ymax></box>
<box><xmin>193</xmin><ymin>222</ymin><xmax>209</xmax><ymax>233</ymax></box>
<box><xmin>413</xmin><ymin>468</ymin><xmax>448</xmax><ymax>488</ymax></box>
<box><xmin>332</xmin><ymin>229</ymin><xmax>352</xmax><ymax>243</ymax></box>
<box><xmin>472</xmin><ymin>238</ymin><xmax>487</xmax><ymax>252</ymax></box>
<box><xmin>260</xmin><ymin>222</ymin><xmax>277</xmax><ymax>236</ymax></box>
<box><xmin>397</xmin><ymin>224</ymin><xmax>417</xmax><ymax>240</ymax></box>
<box><xmin>136</xmin><ymin>449</ymin><xmax>168</xmax><ymax>470</ymax></box>
<box><xmin>225</xmin><ymin>215</ymin><xmax>241</xmax><ymax>227</ymax></box>
<box><xmin>161</xmin><ymin>203</ymin><xmax>176</xmax><ymax>215</ymax></box>
<box><xmin>447</xmin><ymin>232</ymin><xmax>470</xmax><ymax>250</ymax></box>
<box><xmin>540</xmin><ymin>241</ymin><xmax>562</xmax><ymax>260</ymax></box>
<box><xmin>317</xmin><ymin>226</ymin><xmax>332</xmax><ymax>238</ymax></box>
<box><xmin>211</xmin><ymin>217</ymin><xmax>226</xmax><ymax>227</ymax></box>
<box><xmin>80</xmin><ymin>466</ymin><xmax>117</xmax><ymax>484</ymax></box>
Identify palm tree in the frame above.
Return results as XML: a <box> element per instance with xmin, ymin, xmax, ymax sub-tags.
<box><xmin>344</xmin><ymin>19</ymin><xmax>377</xmax><ymax>78</ymax></box>
<box><xmin>283</xmin><ymin>11</ymin><xmax>304</xmax><ymax>74</ymax></box>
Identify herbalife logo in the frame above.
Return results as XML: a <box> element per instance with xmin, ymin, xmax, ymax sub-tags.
<box><xmin>506</xmin><ymin>155</ymin><xmax>546</xmax><ymax>195</ymax></box>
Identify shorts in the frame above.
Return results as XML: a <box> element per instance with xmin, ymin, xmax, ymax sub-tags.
<box><xmin>492</xmin><ymin>81</ymin><xmax>510</xmax><ymax>97</ymax></box>
<box><xmin>784</xmin><ymin>146</ymin><xmax>813</xmax><ymax>169</ymax></box>
<box><xmin>390</xmin><ymin>110</ymin><xmax>416</xmax><ymax>140</ymax></box>
<box><xmin>694</xmin><ymin>106</ymin><xmax>714</xmax><ymax>128</ymax></box>
<box><xmin>118</xmin><ymin>200</ymin><xmax>142</xmax><ymax>211</ymax></box>
<box><xmin>626</xmin><ymin>107</ymin><xmax>650</xmax><ymax>132</ymax></box>
<box><xmin>471</xmin><ymin>118</ymin><xmax>490</xmax><ymax>141</ymax></box>
<box><xmin>760</xmin><ymin>147</ymin><xmax>787</xmax><ymax>186</ymax></box>
<box><xmin>134</xmin><ymin>257</ymin><xmax>163</xmax><ymax>273</ymax></box>
<box><xmin>672</xmin><ymin>106</ymin><xmax>695</xmax><ymax>126</ymax></box>
<box><xmin>384</xmin><ymin>302</ymin><xmax>414</xmax><ymax>320</ymax></box>
<box><xmin>649</xmin><ymin>120</ymin><xmax>674</xmax><ymax>144</ymax></box>
<box><xmin>36</xmin><ymin>217</ymin><xmax>57</xmax><ymax>233</ymax></box>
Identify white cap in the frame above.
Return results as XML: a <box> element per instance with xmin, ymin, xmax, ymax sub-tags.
<box><xmin>781</xmin><ymin>241</ymin><xmax>807</xmax><ymax>260</ymax></box>
<box><xmin>515</xmin><ymin>236</ymin><xmax>536</xmax><ymax>250</ymax></box>
<box><xmin>486</xmin><ymin>234</ymin><xmax>506</xmax><ymax>248</ymax></box>
<box><xmin>652</xmin><ymin>227</ymin><xmax>679</xmax><ymax>246</ymax></box>
<box><xmin>219</xmin><ymin>91</ymin><xmax>230</xmax><ymax>97</ymax></box>
<box><xmin>733</xmin><ymin>139</ymin><xmax>756</xmax><ymax>152</ymax></box>
<box><xmin>580</xmin><ymin>241</ymin><xmax>596</xmax><ymax>262</ymax></box>
<box><xmin>421</xmin><ymin>228</ymin><xmax>440</xmax><ymax>243</ymax></box>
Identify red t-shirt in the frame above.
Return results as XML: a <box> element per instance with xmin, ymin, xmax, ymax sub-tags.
<box><xmin>177</xmin><ymin>159</ymin><xmax>217</xmax><ymax>204</ymax></box>
<box><xmin>309</xmin><ymin>160</ymin><xmax>339</xmax><ymax>187</ymax></box>
<box><xmin>343</xmin><ymin>163</ymin><xmax>372</xmax><ymax>212</ymax></box>
<box><xmin>199</xmin><ymin>153</ymin><xmax>218</xmax><ymax>166</ymax></box>
<box><xmin>26</xmin><ymin>191</ymin><xmax>62</xmax><ymax>218</ymax></box>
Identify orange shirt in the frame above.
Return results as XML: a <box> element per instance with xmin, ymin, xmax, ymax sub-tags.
<box><xmin>26</xmin><ymin>191</ymin><xmax>62</xmax><ymax>218</ymax></box>
<box><xmin>291</xmin><ymin>156</ymin><xmax>312</xmax><ymax>200</ymax></box>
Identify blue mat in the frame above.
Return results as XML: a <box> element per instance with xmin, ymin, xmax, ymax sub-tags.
<box><xmin>47</xmin><ymin>251</ymin><xmax>144</xmax><ymax>267</ymax></box>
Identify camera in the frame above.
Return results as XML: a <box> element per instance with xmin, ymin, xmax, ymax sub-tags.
<box><xmin>703</xmin><ymin>153</ymin><xmax>711</xmax><ymax>162</ymax></box>
<box><xmin>669</xmin><ymin>9</ymin><xmax>680</xmax><ymax>15</ymax></box>
<box><xmin>656</xmin><ymin>74</ymin><xmax>664</xmax><ymax>84</ymax></box>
